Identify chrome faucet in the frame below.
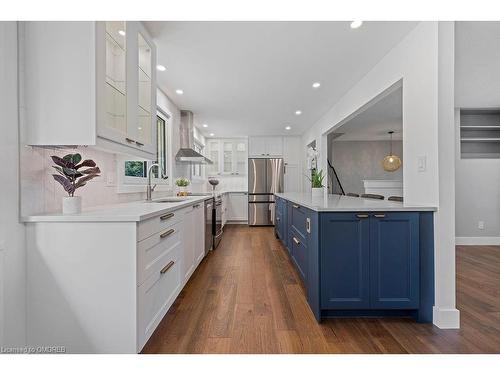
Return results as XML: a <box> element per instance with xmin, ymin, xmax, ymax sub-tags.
<box><xmin>146</xmin><ymin>163</ymin><xmax>168</xmax><ymax>201</ymax></box>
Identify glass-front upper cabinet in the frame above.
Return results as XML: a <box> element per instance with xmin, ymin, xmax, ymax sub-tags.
<box><xmin>104</xmin><ymin>21</ymin><xmax>127</xmax><ymax>136</ymax></box>
<box><xmin>223</xmin><ymin>141</ymin><xmax>234</xmax><ymax>174</ymax></box>
<box><xmin>136</xmin><ymin>32</ymin><xmax>152</xmax><ymax>149</ymax></box>
<box><xmin>206</xmin><ymin>139</ymin><xmax>247</xmax><ymax>176</ymax></box>
<box><xmin>98</xmin><ymin>21</ymin><xmax>157</xmax><ymax>157</ymax></box>
<box><xmin>206</xmin><ymin>140</ymin><xmax>220</xmax><ymax>176</ymax></box>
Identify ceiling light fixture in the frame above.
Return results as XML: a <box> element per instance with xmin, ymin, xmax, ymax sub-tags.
<box><xmin>156</xmin><ymin>64</ymin><xmax>166</xmax><ymax>71</ymax></box>
<box><xmin>202</xmin><ymin>124</ymin><xmax>208</xmax><ymax>128</ymax></box>
<box><xmin>175</xmin><ymin>89</ymin><xmax>184</xmax><ymax>95</ymax></box>
<box><xmin>312</xmin><ymin>82</ymin><xmax>321</xmax><ymax>88</ymax></box>
<box><xmin>209</xmin><ymin>133</ymin><xmax>214</xmax><ymax>137</ymax></box>
<box><xmin>382</xmin><ymin>131</ymin><xmax>402</xmax><ymax>172</ymax></box>
<box><xmin>285</xmin><ymin>126</ymin><xmax>291</xmax><ymax>130</ymax></box>
<box><xmin>295</xmin><ymin>110</ymin><xmax>302</xmax><ymax>115</ymax></box>
<box><xmin>350</xmin><ymin>21</ymin><xmax>363</xmax><ymax>29</ymax></box>
<box><xmin>118</xmin><ymin>30</ymin><xmax>126</xmax><ymax>36</ymax></box>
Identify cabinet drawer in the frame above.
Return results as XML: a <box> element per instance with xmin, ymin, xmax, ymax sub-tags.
<box><xmin>138</xmin><ymin>209</ymin><xmax>182</xmax><ymax>241</ymax></box>
<box><xmin>137</xmin><ymin>245</ymin><xmax>181</xmax><ymax>350</ymax></box>
<box><xmin>137</xmin><ymin>221</ymin><xmax>182</xmax><ymax>285</ymax></box>
<box><xmin>290</xmin><ymin>202</ymin><xmax>307</xmax><ymax>237</ymax></box>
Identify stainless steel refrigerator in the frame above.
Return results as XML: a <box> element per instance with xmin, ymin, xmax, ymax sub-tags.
<box><xmin>248</xmin><ymin>158</ymin><xmax>284</xmax><ymax>226</ymax></box>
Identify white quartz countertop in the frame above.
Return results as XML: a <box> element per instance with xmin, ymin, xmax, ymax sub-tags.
<box><xmin>22</xmin><ymin>195</ymin><xmax>214</xmax><ymax>223</ymax></box>
<box><xmin>275</xmin><ymin>192</ymin><xmax>437</xmax><ymax>212</ymax></box>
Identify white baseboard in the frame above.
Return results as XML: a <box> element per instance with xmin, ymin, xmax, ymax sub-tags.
<box><xmin>433</xmin><ymin>306</ymin><xmax>460</xmax><ymax>329</ymax></box>
<box><xmin>456</xmin><ymin>237</ymin><xmax>500</xmax><ymax>246</ymax></box>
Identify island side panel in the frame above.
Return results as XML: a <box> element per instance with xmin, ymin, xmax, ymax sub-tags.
<box><xmin>26</xmin><ymin>221</ymin><xmax>138</xmax><ymax>353</ymax></box>
<box><xmin>417</xmin><ymin>212</ymin><xmax>435</xmax><ymax>322</ymax></box>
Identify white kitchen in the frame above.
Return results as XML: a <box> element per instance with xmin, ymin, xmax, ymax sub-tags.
<box><xmin>1</xmin><ymin>2</ymin><xmax>500</xmax><ymax>372</ymax></box>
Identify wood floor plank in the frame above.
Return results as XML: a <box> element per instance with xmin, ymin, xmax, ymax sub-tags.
<box><xmin>142</xmin><ymin>226</ymin><xmax>500</xmax><ymax>354</ymax></box>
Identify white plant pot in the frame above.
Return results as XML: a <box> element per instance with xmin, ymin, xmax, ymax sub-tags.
<box><xmin>62</xmin><ymin>196</ymin><xmax>82</xmax><ymax>214</ymax></box>
<box><xmin>311</xmin><ymin>187</ymin><xmax>323</xmax><ymax>197</ymax></box>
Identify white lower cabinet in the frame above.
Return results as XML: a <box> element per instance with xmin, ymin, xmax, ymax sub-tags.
<box><xmin>227</xmin><ymin>192</ymin><xmax>248</xmax><ymax>222</ymax></box>
<box><xmin>26</xmin><ymin>200</ymin><xmax>207</xmax><ymax>353</ymax></box>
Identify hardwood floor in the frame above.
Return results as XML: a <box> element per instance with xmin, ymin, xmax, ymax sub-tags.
<box><xmin>141</xmin><ymin>226</ymin><xmax>500</xmax><ymax>354</ymax></box>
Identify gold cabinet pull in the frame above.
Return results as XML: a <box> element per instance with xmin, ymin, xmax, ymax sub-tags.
<box><xmin>374</xmin><ymin>213</ymin><xmax>386</xmax><ymax>218</ymax></box>
<box><xmin>293</xmin><ymin>204</ymin><xmax>300</xmax><ymax>209</ymax></box>
<box><xmin>125</xmin><ymin>137</ymin><xmax>135</xmax><ymax>143</ymax></box>
<box><xmin>135</xmin><ymin>141</ymin><xmax>144</xmax><ymax>147</ymax></box>
<box><xmin>160</xmin><ymin>229</ymin><xmax>175</xmax><ymax>239</ymax></box>
<box><xmin>356</xmin><ymin>214</ymin><xmax>369</xmax><ymax>219</ymax></box>
<box><xmin>160</xmin><ymin>212</ymin><xmax>174</xmax><ymax>221</ymax></box>
<box><xmin>160</xmin><ymin>261</ymin><xmax>175</xmax><ymax>274</ymax></box>
<box><xmin>293</xmin><ymin>237</ymin><xmax>300</xmax><ymax>245</ymax></box>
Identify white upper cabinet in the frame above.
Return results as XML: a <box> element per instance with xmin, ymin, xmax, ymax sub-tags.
<box><xmin>248</xmin><ymin>136</ymin><xmax>283</xmax><ymax>157</ymax></box>
<box><xmin>23</xmin><ymin>22</ymin><xmax>97</xmax><ymax>146</ymax></box>
<box><xmin>23</xmin><ymin>21</ymin><xmax>157</xmax><ymax>159</ymax></box>
<box><xmin>206</xmin><ymin>139</ymin><xmax>247</xmax><ymax>176</ymax></box>
<box><xmin>283</xmin><ymin>136</ymin><xmax>301</xmax><ymax>165</ymax></box>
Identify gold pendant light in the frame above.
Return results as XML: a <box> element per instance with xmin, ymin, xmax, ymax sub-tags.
<box><xmin>382</xmin><ymin>131</ymin><xmax>402</xmax><ymax>172</ymax></box>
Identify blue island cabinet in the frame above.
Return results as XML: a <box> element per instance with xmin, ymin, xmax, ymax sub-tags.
<box><xmin>319</xmin><ymin>211</ymin><xmax>422</xmax><ymax>319</ymax></box>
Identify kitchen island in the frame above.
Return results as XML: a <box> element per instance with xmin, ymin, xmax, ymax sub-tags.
<box><xmin>274</xmin><ymin>193</ymin><xmax>436</xmax><ymax>323</ymax></box>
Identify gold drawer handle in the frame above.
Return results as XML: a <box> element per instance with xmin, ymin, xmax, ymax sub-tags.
<box><xmin>135</xmin><ymin>141</ymin><xmax>144</xmax><ymax>147</ymax></box>
<box><xmin>125</xmin><ymin>137</ymin><xmax>135</xmax><ymax>143</ymax></box>
<box><xmin>160</xmin><ymin>229</ymin><xmax>175</xmax><ymax>239</ymax></box>
<box><xmin>293</xmin><ymin>237</ymin><xmax>300</xmax><ymax>245</ymax></box>
<box><xmin>160</xmin><ymin>261</ymin><xmax>175</xmax><ymax>274</ymax></box>
<box><xmin>356</xmin><ymin>214</ymin><xmax>369</xmax><ymax>219</ymax></box>
<box><xmin>293</xmin><ymin>204</ymin><xmax>300</xmax><ymax>209</ymax></box>
<box><xmin>160</xmin><ymin>212</ymin><xmax>174</xmax><ymax>221</ymax></box>
<box><xmin>374</xmin><ymin>213</ymin><xmax>386</xmax><ymax>218</ymax></box>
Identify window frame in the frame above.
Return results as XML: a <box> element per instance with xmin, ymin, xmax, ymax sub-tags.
<box><xmin>116</xmin><ymin>108</ymin><xmax>173</xmax><ymax>193</ymax></box>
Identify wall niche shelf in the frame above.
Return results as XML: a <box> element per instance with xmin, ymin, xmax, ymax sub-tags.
<box><xmin>460</xmin><ymin>108</ymin><xmax>500</xmax><ymax>159</ymax></box>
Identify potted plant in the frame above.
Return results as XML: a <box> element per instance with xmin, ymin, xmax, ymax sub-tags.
<box><xmin>310</xmin><ymin>169</ymin><xmax>325</xmax><ymax>197</ymax></box>
<box><xmin>175</xmin><ymin>177</ymin><xmax>190</xmax><ymax>196</ymax></box>
<box><xmin>51</xmin><ymin>153</ymin><xmax>101</xmax><ymax>214</ymax></box>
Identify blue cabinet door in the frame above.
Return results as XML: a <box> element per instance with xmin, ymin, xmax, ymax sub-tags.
<box><xmin>370</xmin><ymin>212</ymin><xmax>420</xmax><ymax>309</ymax></box>
<box><xmin>320</xmin><ymin>213</ymin><xmax>370</xmax><ymax>309</ymax></box>
<box><xmin>290</xmin><ymin>227</ymin><xmax>307</xmax><ymax>280</ymax></box>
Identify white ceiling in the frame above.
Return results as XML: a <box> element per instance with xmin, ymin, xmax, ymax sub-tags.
<box><xmin>332</xmin><ymin>87</ymin><xmax>402</xmax><ymax>141</ymax></box>
<box><xmin>144</xmin><ymin>21</ymin><xmax>417</xmax><ymax>138</ymax></box>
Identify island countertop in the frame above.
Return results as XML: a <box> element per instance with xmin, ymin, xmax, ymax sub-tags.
<box><xmin>274</xmin><ymin>192</ymin><xmax>437</xmax><ymax>212</ymax></box>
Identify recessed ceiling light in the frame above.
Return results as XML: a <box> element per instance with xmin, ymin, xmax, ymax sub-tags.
<box><xmin>350</xmin><ymin>21</ymin><xmax>363</xmax><ymax>29</ymax></box>
<box><xmin>285</xmin><ymin>126</ymin><xmax>291</xmax><ymax>130</ymax></box>
<box><xmin>118</xmin><ymin>30</ymin><xmax>126</xmax><ymax>36</ymax></box>
<box><xmin>156</xmin><ymin>64</ymin><xmax>166</xmax><ymax>72</ymax></box>
<box><xmin>312</xmin><ymin>82</ymin><xmax>321</xmax><ymax>88</ymax></box>
<box><xmin>295</xmin><ymin>110</ymin><xmax>302</xmax><ymax>115</ymax></box>
<box><xmin>175</xmin><ymin>89</ymin><xmax>184</xmax><ymax>95</ymax></box>
<box><xmin>209</xmin><ymin>133</ymin><xmax>214</xmax><ymax>137</ymax></box>
<box><xmin>202</xmin><ymin>124</ymin><xmax>208</xmax><ymax>128</ymax></box>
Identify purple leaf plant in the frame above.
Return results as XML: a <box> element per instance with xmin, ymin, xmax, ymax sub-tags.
<box><xmin>51</xmin><ymin>153</ymin><xmax>101</xmax><ymax>197</ymax></box>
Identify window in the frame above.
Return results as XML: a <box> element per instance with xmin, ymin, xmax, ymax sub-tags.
<box><xmin>191</xmin><ymin>141</ymin><xmax>204</xmax><ymax>178</ymax></box>
<box><xmin>118</xmin><ymin>110</ymin><xmax>171</xmax><ymax>192</ymax></box>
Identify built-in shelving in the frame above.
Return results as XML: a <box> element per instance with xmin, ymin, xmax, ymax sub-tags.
<box><xmin>460</xmin><ymin>108</ymin><xmax>500</xmax><ymax>159</ymax></box>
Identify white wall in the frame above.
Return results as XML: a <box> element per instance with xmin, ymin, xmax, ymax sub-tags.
<box><xmin>455</xmin><ymin>21</ymin><xmax>500</xmax><ymax>244</ymax></box>
<box><xmin>302</xmin><ymin>22</ymin><xmax>439</xmax><ymax>207</ymax></box>
<box><xmin>0</xmin><ymin>21</ymin><xmax>27</xmax><ymax>347</ymax></box>
<box><xmin>301</xmin><ymin>22</ymin><xmax>459</xmax><ymax>328</ymax></box>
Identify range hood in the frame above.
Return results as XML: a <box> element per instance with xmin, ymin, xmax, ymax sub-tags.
<box><xmin>175</xmin><ymin>110</ymin><xmax>213</xmax><ymax>164</ymax></box>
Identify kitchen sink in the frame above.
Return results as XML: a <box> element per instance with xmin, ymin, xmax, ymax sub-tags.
<box><xmin>149</xmin><ymin>197</ymin><xmax>192</xmax><ymax>203</ymax></box>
